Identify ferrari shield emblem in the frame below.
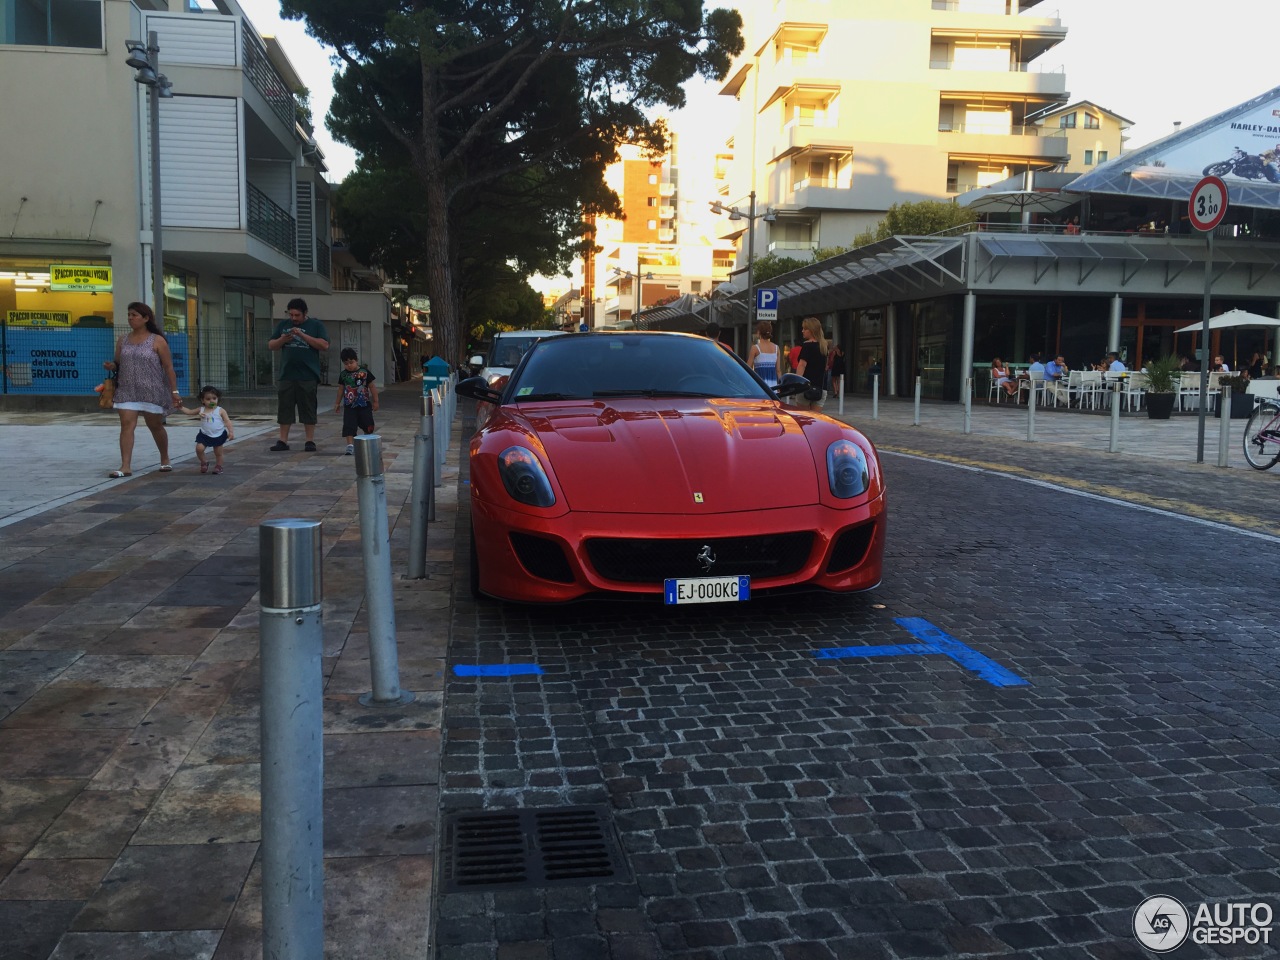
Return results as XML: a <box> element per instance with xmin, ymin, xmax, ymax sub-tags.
<box><xmin>693</xmin><ymin>492</ymin><xmax>704</xmax><ymax>503</ymax></box>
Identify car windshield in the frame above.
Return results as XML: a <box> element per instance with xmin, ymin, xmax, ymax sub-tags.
<box><xmin>491</xmin><ymin>341</ymin><xmax>531</xmax><ymax>368</ymax></box>
<box><xmin>506</xmin><ymin>333</ymin><xmax>774</xmax><ymax>402</ymax></box>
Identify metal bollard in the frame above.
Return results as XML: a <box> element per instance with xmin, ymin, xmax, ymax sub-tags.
<box><xmin>433</xmin><ymin>388</ymin><xmax>446</xmax><ymax>481</ymax></box>
<box><xmin>912</xmin><ymin>376</ymin><xmax>921</xmax><ymax>426</ymax></box>
<box><xmin>407</xmin><ymin>395</ymin><xmax>433</xmax><ymax>579</ymax></box>
<box><xmin>259</xmin><ymin>519</ymin><xmax>324</xmax><ymax>960</ymax></box>
<box><xmin>872</xmin><ymin>374</ymin><xmax>879</xmax><ymax>420</ymax></box>
<box><xmin>963</xmin><ymin>377</ymin><xmax>972</xmax><ymax>435</ymax></box>
<box><xmin>1218</xmin><ymin>384</ymin><xmax>1231</xmax><ymax>467</ymax></box>
<box><xmin>837</xmin><ymin>375</ymin><xmax>845</xmax><ymax>416</ymax></box>
<box><xmin>424</xmin><ymin>394</ymin><xmax>437</xmax><ymax>520</ymax></box>
<box><xmin>354</xmin><ymin>436</ymin><xmax>413</xmax><ymax>707</ymax></box>
<box><xmin>1026</xmin><ymin>379</ymin><xmax>1036</xmax><ymax>442</ymax></box>
<box><xmin>1108</xmin><ymin>381</ymin><xmax>1121</xmax><ymax>453</ymax></box>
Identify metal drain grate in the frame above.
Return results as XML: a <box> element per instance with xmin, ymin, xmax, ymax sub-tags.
<box><xmin>441</xmin><ymin>805</ymin><xmax>628</xmax><ymax>892</ymax></box>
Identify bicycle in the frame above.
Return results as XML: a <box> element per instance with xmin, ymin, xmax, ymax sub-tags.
<box><xmin>1242</xmin><ymin>384</ymin><xmax>1280</xmax><ymax>469</ymax></box>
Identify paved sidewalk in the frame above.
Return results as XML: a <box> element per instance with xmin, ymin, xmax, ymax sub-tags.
<box><xmin>0</xmin><ymin>380</ymin><xmax>459</xmax><ymax>960</ymax></box>
<box><xmin>1</xmin><ymin>381</ymin><xmax>1277</xmax><ymax>960</ymax></box>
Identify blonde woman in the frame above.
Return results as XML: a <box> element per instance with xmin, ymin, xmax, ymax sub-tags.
<box><xmin>793</xmin><ymin>316</ymin><xmax>828</xmax><ymax>410</ymax></box>
<box><xmin>746</xmin><ymin>321</ymin><xmax>780</xmax><ymax>388</ymax></box>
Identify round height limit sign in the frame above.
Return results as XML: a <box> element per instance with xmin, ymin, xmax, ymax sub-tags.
<box><xmin>1188</xmin><ymin>175</ymin><xmax>1228</xmax><ymax>232</ymax></box>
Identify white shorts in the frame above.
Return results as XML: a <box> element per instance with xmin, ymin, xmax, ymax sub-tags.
<box><xmin>114</xmin><ymin>401</ymin><xmax>167</xmax><ymax>415</ymax></box>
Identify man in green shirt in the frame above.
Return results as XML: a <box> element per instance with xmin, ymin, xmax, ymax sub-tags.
<box><xmin>268</xmin><ymin>297</ymin><xmax>330</xmax><ymax>451</ymax></box>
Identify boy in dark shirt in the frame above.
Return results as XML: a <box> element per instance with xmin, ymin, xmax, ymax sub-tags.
<box><xmin>334</xmin><ymin>347</ymin><xmax>378</xmax><ymax>455</ymax></box>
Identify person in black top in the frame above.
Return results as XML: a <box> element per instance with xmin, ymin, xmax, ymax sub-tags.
<box><xmin>793</xmin><ymin>316</ymin><xmax>829</xmax><ymax>410</ymax></box>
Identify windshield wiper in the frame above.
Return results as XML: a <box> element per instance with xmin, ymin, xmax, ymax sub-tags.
<box><xmin>593</xmin><ymin>389</ymin><xmax>719</xmax><ymax>398</ymax></box>
<box><xmin>513</xmin><ymin>392</ymin><xmax>582</xmax><ymax>401</ymax></box>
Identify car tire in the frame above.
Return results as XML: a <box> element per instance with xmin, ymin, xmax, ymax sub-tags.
<box><xmin>469</xmin><ymin>522</ymin><xmax>483</xmax><ymax>599</ymax></box>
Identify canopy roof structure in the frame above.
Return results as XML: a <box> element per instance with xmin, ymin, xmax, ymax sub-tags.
<box><xmin>633</xmin><ymin>293</ymin><xmax>711</xmax><ymax>332</ymax></box>
<box><xmin>1067</xmin><ymin>84</ymin><xmax>1280</xmax><ymax>210</ymax></box>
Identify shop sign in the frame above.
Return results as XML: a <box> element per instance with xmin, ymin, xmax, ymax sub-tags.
<box><xmin>7</xmin><ymin>310</ymin><xmax>72</xmax><ymax>327</ymax></box>
<box><xmin>49</xmin><ymin>265</ymin><xmax>113</xmax><ymax>292</ymax></box>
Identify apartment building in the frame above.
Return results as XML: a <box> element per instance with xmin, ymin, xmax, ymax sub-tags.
<box><xmin>1033</xmin><ymin>100</ymin><xmax>1132</xmax><ymax>173</ymax></box>
<box><xmin>0</xmin><ymin>0</ymin><xmax>346</xmax><ymax>398</ymax></box>
<box><xmin>715</xmin><ymin>0</ymin><xmax>1069</xmax><ymax>273</ymax></box>
<box><xmin>587</xmin><ymin>141</ymin><xmax>737</xmax><ymax>328</ymax></box>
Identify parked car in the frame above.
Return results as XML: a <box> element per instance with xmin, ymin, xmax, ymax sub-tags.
<box><xmin>473</xmin><ymin>329</ymin><xmax>569</xmax><ymax>388</ymax></box>
<box><xmin>455</xmin><ymin>331</ymin><xmax>886</xmax><ymax>603</ymax></box>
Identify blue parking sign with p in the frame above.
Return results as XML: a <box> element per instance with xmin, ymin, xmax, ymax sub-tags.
<box><xmin>756</xmin><ymin>288</ymin><xmax>779</xmax><ymax>321</ymax></box>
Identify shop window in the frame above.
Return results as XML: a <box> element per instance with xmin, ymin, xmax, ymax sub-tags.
<box><xmin>2</xmin><ymin>0</ymin><xmax>102</xmax><ymax>48</ymax></box>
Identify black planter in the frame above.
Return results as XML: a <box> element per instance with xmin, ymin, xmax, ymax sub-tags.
<box><xmin>1229</xmin><ymin>391</ymin><xmax>1256</xmax><ymax>419</ymax></box>
<box><xmin>1146</xmin><ymin>392</ymin><xmax>1176</xmax><ymax>420</ymax></box>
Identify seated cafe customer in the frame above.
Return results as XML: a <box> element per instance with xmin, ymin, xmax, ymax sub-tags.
<box><xmin>1107</xmin><ymin>352</ymin><xmax>1126</xmax><ymax>373</ymax></box>
<box><xmin>1044</xmin><ymin>354</ymin><xmax>1069</xmax><ymax>404</ymax></box>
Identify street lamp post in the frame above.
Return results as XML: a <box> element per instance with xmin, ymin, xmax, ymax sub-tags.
<box><xmin>711</xmin><ymin>192</ymin><xmax>774</xmax><ymax>335</ymax></box>
<box><xmin>125</xmin><ymin>31</ymin><xmax>173</xmax><ymax>319</ymax></box>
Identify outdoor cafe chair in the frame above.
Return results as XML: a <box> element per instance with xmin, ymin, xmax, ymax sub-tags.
<box><xmin>1178</xmin><ymin>371</ymin><xmax>1201</xmax><ymax>412</ymax></box>
<box><xmin>1078</xmin><ymin>370</ymin><xmax>1104</xmax><ymax>409</ymax></box>
<box><xmin>1018</xmin><ymin>370</ymin><xmax>1047</xmax><ymax>406</ymax></box>
<box><xmin>1122</xmin><ymin>371</ymin><xmax>1147</xmax><ymax>411</ymax></box>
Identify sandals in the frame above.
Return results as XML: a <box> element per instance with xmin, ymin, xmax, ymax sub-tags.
<box><xmin>159</xmin><ymin>464</ymin><xmax>173</xmax><ymax>472</ymax></box>
<box><xmin>107</xmin><ymin>470</ymin><xmax>132</xmax><ymax>479</ymax></box>
<box><xmin>200</xmin><ymin>462</ymin><xmax>209</xmax><ymax>474</ymax></box>
<box><xmin>213</xmin><ymin>464</ymin><xmax>224</xmax><ymax>475</ymax></box>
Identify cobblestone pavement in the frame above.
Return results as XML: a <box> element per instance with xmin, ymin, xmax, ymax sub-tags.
<box><xmin>435</xmin><ymin>411</ymin><xmax>1280</xmax><ymax>959</ymax></box>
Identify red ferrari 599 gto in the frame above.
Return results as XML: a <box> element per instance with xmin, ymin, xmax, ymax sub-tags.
<box><xmin>454</xmin><ymin>331</ymin><xmax>886</xmax><ymax>604</ymax></box>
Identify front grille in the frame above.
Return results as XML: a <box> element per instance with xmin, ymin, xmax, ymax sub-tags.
<box><xmin>441</xmin><ymin>806</ymin><xmax>627</xmax><ymax>892</ymax></box>
<box><xmin>509</xmin><ymin>532</ymin><xmax>574</xmax><ymax>583</ymax></box>
<box><xmin>828</xmin><ymin>521</ymin><xmax>876</xmax><ymax>573</ymax></box>
<box><xmin>586</xmin><ymin>532</ymin><xmax>813</xmax><ymax>583</ymax></box>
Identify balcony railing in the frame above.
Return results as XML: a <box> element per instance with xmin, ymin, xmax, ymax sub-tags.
<box><xmin>247</xmin><ymin>182</ymin><xmax>297</xmax><ymax>258</ymax></box>
<box><xmin>241</xmin><ymin>20</ymin><xmax>297</xmax><ymax>130</ymax></box>
<box><xmin>938</xmin><ymin>122</ymin><xmax>1042</xmax><ymax>136</ymax></box>
<box><xmin>315</xmin><ymin>242</ymin><xmax>331</xmax><ymax>279</ymax></box>
<box><xmin>769</xmin><ymin>240</ymin><xmax>818</xmax><ymax>253</ymax></box>
<box><xmin>793</xmin><ymin>176</ymin><xmax>843</xmax><ymax>190</ymax></box>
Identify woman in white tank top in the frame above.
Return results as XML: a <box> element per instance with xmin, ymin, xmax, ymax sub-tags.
<box><xmin>746</xmin><ymin>320</ymin><xmax>779</xmax><ymax>388</ymax></box>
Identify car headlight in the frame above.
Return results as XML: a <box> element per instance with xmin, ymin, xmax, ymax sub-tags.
<box><xmin>826</xmin><ymin>439</ymin><xmax>869</xmax><ymax>499</ymax></box>
<box><xmin>497</xmin><ymin>446</ymin><xmax>556</xmax><ymax>507</ymax></box>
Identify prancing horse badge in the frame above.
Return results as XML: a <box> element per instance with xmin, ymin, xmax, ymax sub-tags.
<box><xmin>693</xmin><ymin>492</ymin><xmax>704</xmax><ymax>503</ymax></box>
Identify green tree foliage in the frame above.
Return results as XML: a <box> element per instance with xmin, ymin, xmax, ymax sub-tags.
<box><xmin>282</xmin><ymin>0</ymin><xmax>743</xmax><ymax>364</ymax></box>
<box><xmin>750</xmin><ymin>253</ymin><xmax>809</xmax><ymax>285</ymax></box>
<box><xmin>853</xmin><ymin>200</ymin><xmax>977</xmax><ymax>248</ymax></box>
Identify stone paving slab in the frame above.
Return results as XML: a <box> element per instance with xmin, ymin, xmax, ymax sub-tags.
<box><xmin>0</xmin><ymin>380</ymin><xmax>454</xmax><ymax>960</ymax></box>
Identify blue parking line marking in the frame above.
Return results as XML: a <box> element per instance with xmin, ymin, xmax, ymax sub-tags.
<box><xmin>895</xmin><ymin>617</ymin><xmax>1030</xmax><ymax>688</ymax></box>
<box><xmin>812</xmin><ymin>618</ymin><xmax>1029</xmax><ymax>688</ymax></box>
<box><xmin>816</xmin><ymin>643</ymin><xmax>932</xmax><ymax>659</ymax></box>
<box><xmin>452</xmin><ymin>664</ymin><xmax>543</xmax><ymax>677</ymax></box>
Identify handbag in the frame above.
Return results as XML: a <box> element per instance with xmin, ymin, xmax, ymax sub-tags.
<box><xmin>803</xmin><ymin>384</ymin><xmax>823</xmax><ymax>402</ymax></box>
<box><xmin>96</xmin><ymin>375</ymin><xmax>115</xmax><ymax>409</ymax></box>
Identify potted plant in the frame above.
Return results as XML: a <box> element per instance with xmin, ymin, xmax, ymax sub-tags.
<box><xmin>1142</xmin><ymin>355</ymin><xmax>1180</xmax><ymax>420</ymax></box>
<box><xmin>1220</xmin><ymin>374</ymin><xmax>1254</xmax><ymax>418</ymax></box>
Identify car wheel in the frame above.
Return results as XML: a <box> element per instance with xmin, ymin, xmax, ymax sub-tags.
<box><xmin>469</xmin><ymin>522</ymin><xmax>483</xmax><ymax>599</ymax></box>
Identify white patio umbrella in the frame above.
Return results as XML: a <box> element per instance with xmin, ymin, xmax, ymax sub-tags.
<box><xmin>1174</xmin><ymin>309</ymin><xmax>1280</xmax><ymax>371</ymax></box>
<box><xmin>1173</xmin><ymin>309</ymin><xmax>1280</xmax><ymax>334</ymax></box>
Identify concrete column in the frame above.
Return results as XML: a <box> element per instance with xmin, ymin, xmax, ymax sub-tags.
<box><xmin>885</xmin><ymin>303</ymin><xmax>898</xmax><ymax>396</ymax></box>
<box><xmin>959</xmin><ymin>292</ymin><xmax>976</xmax><ymax>404</ymax></box>
<box><xmin>1108</xmin><ymin>294</ymin><xmax>1123</xmax><ymax>354</ymax></box>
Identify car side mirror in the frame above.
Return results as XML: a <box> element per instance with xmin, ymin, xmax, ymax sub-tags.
<box><xmin>455</xmin><ymin>376</ymin><xmax>501</xmax><ymax>404</ymax></box>
<box><xmin>775</xmin><ymin>373</ymin><xmax>811</xmax><ymax>398</ymax></box>
<box><xmin>469</xmin><ymin>355</ymin><xmax>484</xmax><ymax>367</ymax></box>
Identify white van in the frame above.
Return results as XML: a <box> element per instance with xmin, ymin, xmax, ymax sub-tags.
<box><xmin>473</xmin><ymin>329</ymin><xmax>569</xmax><ymax>388</ymax></box>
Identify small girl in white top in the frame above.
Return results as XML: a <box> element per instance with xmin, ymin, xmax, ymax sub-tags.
<box><xmin>176</xmin><ymin>385</ymin><xmax>235</xmax><ymax>474</ymax></box>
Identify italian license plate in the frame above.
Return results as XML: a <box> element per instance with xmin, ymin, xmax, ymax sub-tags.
<box><xmin>664</xmin><ymin>575</ymin><xmax>750</xmax><ymax>605</ymax></box>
